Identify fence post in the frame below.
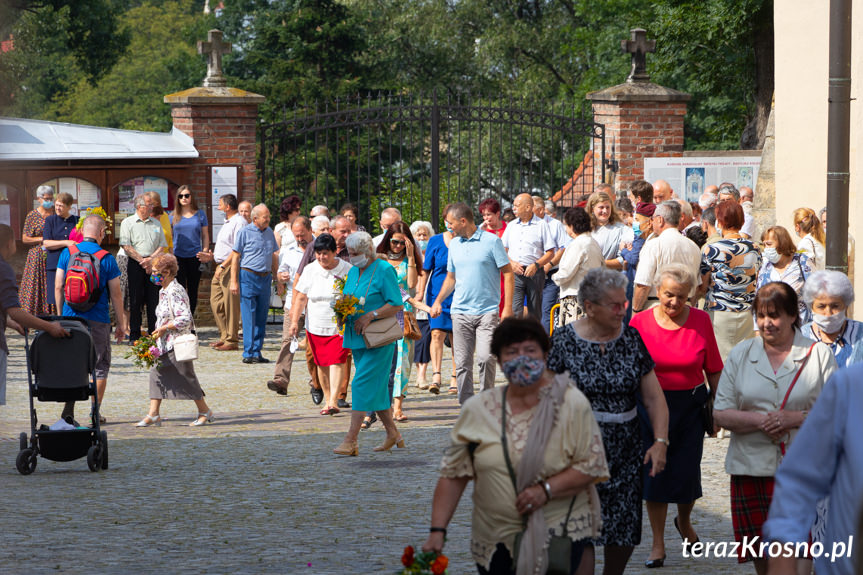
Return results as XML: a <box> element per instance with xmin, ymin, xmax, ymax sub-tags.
<box><xmin>431</xmin><ymin>91</ymin><xmax>441</xmax><ymax>231</ymax></box>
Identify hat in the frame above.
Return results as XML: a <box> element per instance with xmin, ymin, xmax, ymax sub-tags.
<box><xmin>635</xmin><ymin>202</ymin><xmax>656</xmax><ymax>217</ymax></box>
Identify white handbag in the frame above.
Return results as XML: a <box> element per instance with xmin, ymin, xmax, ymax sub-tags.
<box><xmin>168</xmin><ymin>293</ymin><xmax>199</xmax><ymax>362</ymax></box>
<box><xmin>269</xmin><ymin>283</ymin><xmax>283</xmax><ymax>308</ymax></box>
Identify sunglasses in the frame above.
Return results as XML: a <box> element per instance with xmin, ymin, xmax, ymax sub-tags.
<box><xmin>178</xmin><ymin>194</ymin><xmax>191</xmax><ymax>199</ymax></box>
<box><xmin>390</xmin><ymin>239</ymin><xmax>406</xmax><ymax>246</ymax></box>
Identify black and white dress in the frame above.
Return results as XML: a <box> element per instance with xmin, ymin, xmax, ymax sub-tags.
<box><xmin>547</xmin><ymin>322</ymin><xmax>655</xmax><ymax>547</ymax></box>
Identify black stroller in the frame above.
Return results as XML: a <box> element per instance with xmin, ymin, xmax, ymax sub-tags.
<box><xmin>16</xmin><ymin>316</ymin><xmax>108</xmax><ymax>475</ymax></box>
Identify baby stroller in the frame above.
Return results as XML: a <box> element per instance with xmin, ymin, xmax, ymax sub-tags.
<box><xmin>16</xmin><ymin>316</ymin><xmax>108</xmax><ymax>475</ymax></box>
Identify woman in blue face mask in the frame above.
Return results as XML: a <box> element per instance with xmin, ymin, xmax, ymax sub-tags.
<box><xmin>20</xmin><ymin>185</ymin><xmax>56</xmax><ymax>315</ymax></box>
<box><xmin>800</xmin><ymin>270</ymin><xmax>863</xmax><ymax>368</ymax></box>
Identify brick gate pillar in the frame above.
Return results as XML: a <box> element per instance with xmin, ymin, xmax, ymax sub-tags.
<box><xmin>587</xmin><ymin>29</ymin><xmax>690</xmax><ymax>195</ymax></box>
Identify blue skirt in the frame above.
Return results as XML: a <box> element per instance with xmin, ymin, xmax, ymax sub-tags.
<box><xmin>413</xmin><ymin>319</ymin><xmax>431</xmax><ymax>363</ymax></box>
<box><xmin>350</xmin><ymin>344</ymin><xmax>397</xmax><ymax>412</ymax></box>
<box><xmin>429</xmin><ymin>311</ymin><xmax>452</xmax><ymax>331</ymax></box>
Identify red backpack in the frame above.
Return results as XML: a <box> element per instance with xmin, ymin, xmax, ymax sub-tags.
<box><xmin>64</xmin><ymin>245</ymin><xmax>109</xmax><ymax>312</ymax></box>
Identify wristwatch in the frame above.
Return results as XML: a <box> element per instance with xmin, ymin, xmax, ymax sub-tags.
<box><xmin>372</xmin><ymin>310</ymin><xmax>379</xmax><ymax>319</ymax></box>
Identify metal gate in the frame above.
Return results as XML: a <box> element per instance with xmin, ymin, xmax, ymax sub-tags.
<box><xmin>258</xmin><ymin>92</ymin><xmax>605</xmax><ymax>230</ymax></box>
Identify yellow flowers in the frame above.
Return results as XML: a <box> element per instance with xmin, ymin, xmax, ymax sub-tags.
<box><xmin>125</xmin><ymin>335</ymin><xmax>162</xmax><ymax>370</ymax></box>
<box><xmin>331</xmin><ymin>276</ymin><xmax>363</xmax><ymax>335</ymax></box>
<box><xmin>75</xmin><ymin>206</ymin><xmax>113</xmax><ymax>235</ymax></box>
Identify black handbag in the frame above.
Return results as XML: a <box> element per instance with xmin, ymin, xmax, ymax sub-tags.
<box><xmin>702</xmin><ymin>393</ymin><xmax>714</xmax><ymax>436</ymax></box>
<box><xmin>502</xmin><ymin>386</ymin><xmax>575</xmax><ymax>575</ymax></box>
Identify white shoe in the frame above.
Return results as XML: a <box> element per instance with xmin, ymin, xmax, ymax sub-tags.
<box><xmin>135</xmin><ymin>414</ymin><xmax>161</xmax><ymax>427</ymax></box>
<box><xmin>189</xmin><ymin>410</ymin><xmax>214</xmax><ymax>427</ymax></box>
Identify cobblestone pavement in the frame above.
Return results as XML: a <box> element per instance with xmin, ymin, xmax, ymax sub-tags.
<box><xmin>0</xmin><ymin>326</ymin><xmax>748</xmax><ymax>574</ymax></box>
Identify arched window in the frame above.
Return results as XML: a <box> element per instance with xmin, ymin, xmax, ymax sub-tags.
<box><xmin>33</xmin><ymin>177</ymin><xmax>102</xmax><ymax>216</ymax></box>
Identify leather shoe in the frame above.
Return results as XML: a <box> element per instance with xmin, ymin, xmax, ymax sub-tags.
<box><xmin>310</xmin><ymin>386</ymin><xmax>324</xmax><ymax>405</ymax></box>
<box><xmin>252</xmin><ymin>356</ymin><xmax>269</xmax><ymax>364</ymax></box>
<box><xmin>267</xmin><ymin>380</ymin><xmax>288</xmax><ymax>396</ymax></box>
<box><xmin>242</xmin><ymin>357</ymin><xmax>255</xmax><ymax>364</ymax></box>
<box><xmin>644</xmin><ymin>555</ymin><xmax>666</xmax><ymax>568</ymax></box>
<box><xmin>337</xmin><ymin>399</ymin><xmax>351</xmax><ymax>409</ymax></box>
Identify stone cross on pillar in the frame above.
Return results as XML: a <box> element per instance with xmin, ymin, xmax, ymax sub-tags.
<box><xmin>198</xmin><ymin>29</ymin><xmax>232</xmax><ymax>88</ymax></box>
<box><xmin>621</xmin><ymin>28</ymin><xmax>656</xmax><ymax>83</ymax></box>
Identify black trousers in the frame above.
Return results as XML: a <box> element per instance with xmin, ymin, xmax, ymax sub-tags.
<box><xmin>176</xmin><ymin>256</ymin><xmax>202</xmax><ymax>315</ymax></box>
<box><xmin>127</xmin><ymin>257</ymin><xmax>159</xmax><ymax>339</ymax></box>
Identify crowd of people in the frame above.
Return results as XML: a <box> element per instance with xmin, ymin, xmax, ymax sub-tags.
<box><xmin>3</xmin><ymin>178</ymin><xmax>862</xmax><ymax>574</ymax></box>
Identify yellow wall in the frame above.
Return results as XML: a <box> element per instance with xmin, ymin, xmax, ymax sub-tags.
<box><xmin>774</xmin><ymin>3</ymin><xmax>859</xmax><ymax>296</ymax></box>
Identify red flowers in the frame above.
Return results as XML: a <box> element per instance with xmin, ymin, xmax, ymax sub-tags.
<box><xmin>430</xmin><ymin>555</ymin><xmax>448</xmax><ymax>575</ymax></box>
<box><xmin>402</xmin><ymin>546</ymin><xmax>415</xmax><ymax>567</ymax></box>
<box><xmin>398</xmin><ymin>543</ymin><xmax>448</xmax><ymax>574</ymax></box>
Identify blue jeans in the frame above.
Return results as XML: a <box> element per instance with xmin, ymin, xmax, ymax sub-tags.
<box><xmin>239</xmin><ymin>269</ymin><xmax>271</xmax><ymax>359</ymax></box>
<box><xmin>541</xmin><ymin>276</ymin><xmax>560</xmax><ymax>332</ymax></box>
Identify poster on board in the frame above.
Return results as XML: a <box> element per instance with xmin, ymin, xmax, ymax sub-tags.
<box><xmin>644</xmin><ymin>156</ymin><xmax>761</xmax><ymax>203</ymax></box>
<box><xmin>143</xmin><ymin>177</ymin><xmax>169</xmax><ymax>207</ymax></box>
<box><xmin>211</xmin><ymin>167</ymin><xmax>238</xmax><ymax>240</ymax></box>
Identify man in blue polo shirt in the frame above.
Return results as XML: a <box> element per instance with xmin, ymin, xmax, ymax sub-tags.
<box><xmin>54</xmin><ymin>215</ymin><xmax>127</xmax><ymax>422</ymax></box>
<box><xmin>430</xmin><ymin>202</ymin><xmax>513</xmax><ymax>405</ymax></box>
<box><xmin>230</xmin><ymin>203</ymin><xmax>279</xmax><ymax>363</ymax></box>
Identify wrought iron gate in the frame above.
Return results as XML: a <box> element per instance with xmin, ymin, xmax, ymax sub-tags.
<box><xmin>259</xmin><ymin>92</ymin><xmax>605</xmax><ymax>230</ymax></box>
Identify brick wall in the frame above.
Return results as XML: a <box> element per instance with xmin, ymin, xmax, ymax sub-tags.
<box><xmin>592</xmin><ymin>100</ymin><xmax>687</xmax><ymax>193</ymax></box>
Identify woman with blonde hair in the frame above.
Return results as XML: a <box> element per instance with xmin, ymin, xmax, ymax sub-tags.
<box><xmin>171</xmin><ymin>185</ymin><xmax>210</xmax><ymax>314</ymax></box>
<box><xmin>587</xmin><ymin>191</ymin><xmax>633</xmax><ymax>267</ymax></box>
<box><xmin>792</xmin><ymin>207</ymin><xmax>826</xmax><ymax>271</ymax></box>
<box><xmin>144</xmin><ymin>191</ymin><xmax>173</xmax><ymax>252</ymax></box>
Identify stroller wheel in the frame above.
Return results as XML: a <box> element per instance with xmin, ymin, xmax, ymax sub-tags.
<box><xmin>100</xmin><ymin>431</ymin><xmax>109</xmax><ymax>470</ymax></box>
<box><xmin>19</xmin><ymin>432</ymin><xmax>27</xmax><ymax>451</ymax></box>
<box><xmin>86</xmin><ymin>445</ymin><xmax>101</xmax><ymax>472</ymax></box>
<box><xmin>16</xmin><ymin>449</ymin><xmax>37</xmax><ymax>475</ymax></box>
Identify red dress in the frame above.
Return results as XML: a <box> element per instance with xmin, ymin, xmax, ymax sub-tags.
<box><xmin>483</xmin><ymin>221</ymin><xmax>507</xmax><ymax>315</ymax></box>
<box><xmin>20</xmin><ymin>209</ymin><xmax>51</xmax><ymax>315</ymax></box>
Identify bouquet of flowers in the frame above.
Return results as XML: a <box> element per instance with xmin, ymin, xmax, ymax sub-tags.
<box><xmin>331</xmin><ymin>276</ymin><xmax>362</xmax><ymax>334</ymax></box>
<box><xmin>70</xmin><ymin>206</ymin><xmax>113</xmax><ymax>242</ymax></box>
<box><xmin>125</xmin><ymin>335</ymin><xmax>162</xmax><ymax>369</ymax></box>
<box><xmin>398</xmin><ymin>546</ymin><xmax>448</xmax><ymax>575</ymax></box>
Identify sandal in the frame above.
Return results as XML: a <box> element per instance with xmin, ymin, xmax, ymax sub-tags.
<box><xmin>447</xmin><ymin>376</ymin><xmax>458</xmax><ymax>395</ymax></box>
<box><xmin>394</xmin><ymin>414</ymin><xmax>409</xmax><ymax>422</ymax></box>
<box><xmin>360</xmin><ymin>412</ymin><xmax>378</xmax><ymax>430</ymax></box>
<box><xmin>429</xmin><ymin>371</ymin><xmax>441</xmax><ymax>395</ymax></box>
<box><xmin>320</xmin><ymin>408</ymin><xmax>331</xmax><ymax>416</ymax></box>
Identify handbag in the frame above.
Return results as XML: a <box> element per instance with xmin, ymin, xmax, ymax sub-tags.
<box><xmin>403</xmin><ymin>311</ymin><xmax>422</xmax><ymax>341</ymax></box>
<box><xmin>355</xmin><ymin>260</ymin><xmax>404</xmax><ymax>349</ymax></box>
<box><xmin>269</xmin><ymin>283</ymin><xmax>283</xmax><ymax>309</ymax></box>
<box><xmin>702</xmin><ymin>393</ymin><xmax>715</xmax><ymax>436</ymax></box>
<box><xmin>167</xmin><ymin>291</ymin><xmax>198</xmax><ymax>362</ymax></box>
<box><xmin>502</xmin><ymin>386</ymin><xmax>575</xmax><ymax>575</ymax></box>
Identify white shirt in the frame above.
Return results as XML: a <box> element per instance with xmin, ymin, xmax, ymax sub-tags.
<box><xmin>501</xmin><ymin>215</ymin><xmax>555</xmax><ymax>266</ymax></box>
<box><xmin>591</xmin><ymin>222</ymin><xmax>634</xmax><ymax>260</ymax></box>
<box><xmin>633</xmin><ymin>227</ymin><xmax>702</xmax><ymax>298</ymax></box>
<box><xmin>372</xmin><ymin>233</ymin><xmax>385</xmax><ymax>248</ymax></box>
<box><xmin>797</xmin><ymin>233</ymin><xmax>826</xmax><ymax>271</ymax></box>
<box><xmin>553</xmin><ymin>234</ymin><xmax>604</xmax><ymax>297</ymax></box>
<box><xmin>213</xmin><ymin>213</ymin><xmax>246</xmax><ymax>264</ymax></box>
<box><xmin>543</xmin><ymin>214</ymin><xmax>572</xmax><ymax>251</ymax></box>
<box><xmin>740</xmin><ymin>202</ymin><xmax>756</xmax><ymax>239</ymax></box>
<box><xmin>277</xmin><ymin>243</ymin><xmax>307</xmax><ymax>309</ymax></box>
<box><xmin>274</xmin><ymin>221</ymin><xmax>297</xmax><ymax>251</ymax></box>
<box><xmin>294</xmin><ymin>259</ymin><xmax>353</xmax><ymax>336</ymax></box>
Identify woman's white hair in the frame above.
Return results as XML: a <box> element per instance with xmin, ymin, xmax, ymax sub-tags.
<box><xmin>802</xmin><ymin>270</ymin><xmax>855</xmax><ymax>307</ymax></box>
<box><xmin>37</xmin><ymin>185</ymin><xmax>55</xmax><ymax>198</ymax></box>
<box><xmin>657</xmin><ymin>263</ymin><xmax>695</xmax><ymax>290</ymax></box>
<box><xmin>345</xmin><ymin>231</ymin><xmax>375</xmax><ymax>258</ymax></box>
<box><xmin>311</xmin><ymin>215</ymin><xmax>330</xmax><ymax>232</ymax></box>
<box><xmin>409</xmin><ymin>220</ymin><xmax>433</xmax><ymax>237</ymax></box>
<box><xmin>577</xmin><ymin>267</ymin><xmax>629</xmax><ymax>307</ymax></box>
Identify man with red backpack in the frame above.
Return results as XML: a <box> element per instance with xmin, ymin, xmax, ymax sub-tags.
<box><xmin>54</xmin><ymin>215</ymin><xmax>127</xmax><ymax>424</ymax></box>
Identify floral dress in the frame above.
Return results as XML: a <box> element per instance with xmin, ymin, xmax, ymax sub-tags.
<box><xmin>391</xmin><ymin>258</ymin><xmax>414</xmax><ymax>398</ymax></box>
<box><xmin>547</xmin><ymin>323</ymin><xmax>655</xmax><ymax>546</ymax></box>
<box><xmin>149</xmin><ymin>279</ymin><xmax>203</xmax><ymax>400</ymax></box>
<box><xmin>20</xmin><ymin>209</ymin><xmax>50</xmax><ymax>315</ymax></box>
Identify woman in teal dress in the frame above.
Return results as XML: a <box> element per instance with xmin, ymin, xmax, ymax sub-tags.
<box><xmin>334</xmin><ymin>232</ymin><xmax>405</xmax><ymax>456</ymax></box>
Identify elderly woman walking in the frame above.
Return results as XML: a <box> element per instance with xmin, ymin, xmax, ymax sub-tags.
<box><xmin>422</xmin><ymin>318</ymin><xmax>609</xmax><ymax>575</ymax></box>
<box><xmin>552</xmin><ymin>207</ymin><xmax>603</xmax><ymax>326</ymax></box>
<box><xmin>334</xmin><ymin>232</ymin><xmax>404</xmax><ymax>456</ymax></box>
<box><xmin>714</xmin><ymin>282</ymin><xmax>836</xmax><ymax>572</ymax></box>
<box><xmin>630</xmin><ymin>264</ymin><xmax>723</xmax><ymax>567</ymax></box>
<box><xmin>547</xmin><ymin>268</ymin><xmax>669</xmax><ymax>575</ymax></box>
<box><xmin>135</xmin><ymin>254</ymin><xmax>213</xmax><ymax>428</ymax></box>
<box><xmin>800</xmin><ymin>270</ymin><xmax>863</xmax><ymax>368</ymax></box>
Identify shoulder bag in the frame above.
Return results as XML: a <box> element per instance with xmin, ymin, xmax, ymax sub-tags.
<box><xmin>501</xmin><ymin>386</ymin><xmax>575</xmax><ymax>575</ymax></box>
<box><xmin>168</xmin><ymin>289</ymin><xmax>199</xmax><ymax>362</ymax></box>
<box><xmin>358</xmin><ymin>261</ymin><xmax>403</xmax><ymax>349</ymax></box>
<box><xmin>778</xmin><ymin>341</ymin><xmax>817</xmax><ymax>456</ymax></box>
<box><xmin>403</xmin><ymin>310</ymin><xmax>422</xmax><ymax>341</ymax></box>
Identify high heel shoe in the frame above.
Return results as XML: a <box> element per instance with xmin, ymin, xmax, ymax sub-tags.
<box><xmin>429</xmin><ymin>371</ymin><xmax>441</xmax><ymax>395</ymax></box>
<box><xmin>189</xmin><ymin>410</ymin><xmax>213</xmax><ymax>427</ymax></box>
<box><xmin>135</xmin><ymin>414</ymin><xmax>161</xmax><ymax>427</ymax></box>
<box><xmin>333</xmin><ymin>440</ymin><xmax>359</xmax><ymax>456</ymax></box>
<box><xmin>373</xmin><ymin>435</ymin><xmax>406</xmax><ymax>452</ymax></box>
<box><xmin>644</xmin><ymin>555</ymin><xmax>666</xmax><ymax>568</ymax></box>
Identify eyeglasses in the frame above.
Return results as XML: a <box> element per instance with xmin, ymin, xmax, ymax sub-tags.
<box><xmin>595</xmin><ymin>300</ymin><xmax>630</xmax><ymax>312</ymax></box>
<box><xmin>390</xmin><ymin>239</ymin><xmax>406</xmax><ymax>246</ymax></box>
<box><xmin>178</xmin><ymin>194</ymin><xmax>191</xmax><ymax>199</ymax></box>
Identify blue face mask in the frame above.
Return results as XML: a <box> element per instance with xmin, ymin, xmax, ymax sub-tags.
<box><xmin>417</xmin><ymin>239</ymin><xmax>429</xmax><ymax>251</ymax></box>
<box><xmin>42</xmin><ymin>200</ymin><xmax>54</xmax><ymax>209</ymax></box>
<box><xmin>444</xmin><ymin>222</ymin><xmax>454</xmax><ymax>234</ymax></box>
<box><xmin>149</xmin><ymin>273</ymin><xmax>163</xmax><ymax>286</ymax></box>
<box><xmin>633</xmin><ymin>221</ymin><xmax>641</xmax><ymax>238</ymax></box>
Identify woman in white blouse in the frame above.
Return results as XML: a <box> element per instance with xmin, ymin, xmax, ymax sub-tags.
<box><xmin>792</xmin><ymin>207</ymin><xmax>826</xmax><ymax>271</ymax></box>
<box><xmin>587</xmin><ymin>190</ymin><xmax>634</xmax><ymax>267</ymax></box>
<box><xmin>135</xmin><ymin>254</ymin><xmax>213</xmax><ymax>428</ymax></box>
<box><xmin>289</xmin><ymin>234</ymin><xmax>353</xmax><ymax>415</ymax></box>
<box><xmin>553</xmin><ymin>207</ymin><xmax>604</xmax><ymax>326</ymax></box>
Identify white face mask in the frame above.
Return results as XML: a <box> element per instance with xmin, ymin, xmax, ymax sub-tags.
<box><xmin>763</xmin><ymin>247</ymin><xmax>781</xmax><ymax>264</ymax></box>
<box><xmin>349</xmin><ymin>254</ymin><xmax>368</xmax><ymax>268</ymax></box>
<box><xmin>813</xmin><ymin>310</ymin><xmax>846</xmax><ymax>334</ymax></box>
